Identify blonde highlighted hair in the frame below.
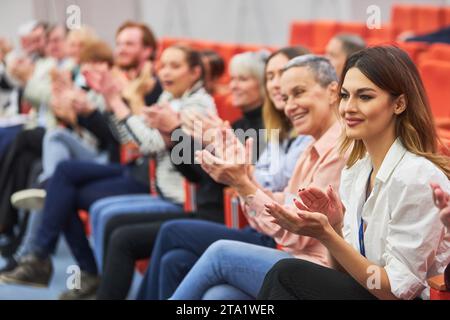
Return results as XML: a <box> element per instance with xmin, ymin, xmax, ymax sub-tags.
<box><xmin>262</xmin><ymin>46</ymin><xmax>310</xmax><ymax>142</ymax></box>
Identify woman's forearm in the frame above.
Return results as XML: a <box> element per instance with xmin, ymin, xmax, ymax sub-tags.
<box><xmin>234</xmin><ymin>176</ymin><xmax>258</xmax><ymax>198</ymax></box>
<box><xmin>320</xmin><ymin>228</ymin><xmax>397</xmax><ymax>300</ymax></box>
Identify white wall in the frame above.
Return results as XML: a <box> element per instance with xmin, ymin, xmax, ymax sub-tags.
<box><xmin>0</xmin><ymin>0</ymin><xmax>449</xmax><ymax>47</ymax></box>
<box><xmin>0</xmin><ymin>0</ymin><xmax>35</xmax><ymax>45</ymax></box>
<box><xmin>32</xmin><ymin>0</ymin><xmax>139</xmax><ymax>45</ymax></box>
<box><xmin>0</xmin><ymin>0</ymin><xmax>138</xmax><ymax>46</ymax></box>
<box><xmin>138</xmin><ymin>0</ymin><xmax>450</xmax><ymax>46</ymax></box>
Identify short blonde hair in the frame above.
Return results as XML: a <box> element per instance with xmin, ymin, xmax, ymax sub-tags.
<box><xmin>229</xmin><ymin>51</ymin><xmax>269</xmax><ymax>97</ymax></box>
<box><xmin>67</xmin><ymin>25</ymin><xmax>97</xmax><ymax>47</ymax></box>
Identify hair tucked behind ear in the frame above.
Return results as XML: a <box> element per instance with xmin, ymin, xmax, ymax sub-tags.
<box><xmin>339</xmin><ymin>46</ymin><xmax>450</xmax><ymax>179</ymax></box>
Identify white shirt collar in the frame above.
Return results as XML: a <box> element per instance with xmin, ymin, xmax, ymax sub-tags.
<box><xmin>375</xmin><ymin>138</ymin><xmax>407</xmax><ymax>183</ymax></box>
<box><xmin>356</xmin><ymin>138</ymin><xmax>408</xmax><ymax>185</ymax></box>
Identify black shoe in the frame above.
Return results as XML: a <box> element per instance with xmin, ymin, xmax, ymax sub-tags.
<box><xmin>58</xmin><ymin>272</ymin><xmax>100</xmax><ymax>300</ymax></box>
<box><xmin>0</xmin><ymin>253</ymin><xmax>53</xmax><ymax>287</ymax></box>
<box><xmin>0</xmin><ymin>256</ymin><xmax>18</xmax><ymax>274</ymax></box>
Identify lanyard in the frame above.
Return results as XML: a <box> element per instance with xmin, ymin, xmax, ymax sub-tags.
<box><xmin>359</xmin><ymin>217</ymin><xmax>366</xmax><ymax>257</ymax></box>
<box><xmin>359</xmin><ymin>168</ymin><xmax>373</xmax><ymax>257</ymax></box>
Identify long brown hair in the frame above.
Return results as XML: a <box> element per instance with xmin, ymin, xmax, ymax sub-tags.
<box><xmin>263</xmin><ymin>46</ymin><xmax>310</xmax><ymax>142</ymax></box>
<box><xmin>339</xmin><ymin>45</ymin><xmax>450</xmax><ymax>178</ymax></box>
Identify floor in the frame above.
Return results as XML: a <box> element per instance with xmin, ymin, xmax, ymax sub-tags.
<box><xmin>0</xmin><ymin>239</ymin><xmax>142</xmax><ymax>300</ymax></box>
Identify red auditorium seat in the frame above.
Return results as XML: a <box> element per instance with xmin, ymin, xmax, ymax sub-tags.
<box><xmin>311</xmin><ymin>20</ymin><xmax>339</xmax><ymax>53</ymax></box>
<box><xmin>159</xmin><ymin>37</ymin><xmax>182</xmax><ymax>52</ymax></box>
<box><xmin>214</xmin><ymin>92</ymin><xmax>241</xmax><ymax>124</ymax></box>
<box><xmin>213</xmin><ymin>42</ymin><xmax>238</xmax><ymax>66</ymax></box>
<box><xmin>396</xmin><ymin>41</ymin><xmax>429</xmax><ymax>64</ymax></box>
<box><xmin>445</xmin><ymin>7</ymin><xmax>450</xmax><ymax>26</ymax></box>
<box><xmin>415</xmin><ymin>6</ymin><xmax>444</xmax><ymax>35</ymax></box>
<box><xmin>337</xmin><ymin>22</ymin><xmax>367</xmax><ymax>39</ymax></box>
<box><xmin>223</xmin><ymin>187</ymin><xmax>248</xmax><ymax>229</ymax></box>
<box><xmin>289</xmin><ymin>21</ymin><xmax>314</xmax><ymax>48</ymax></box>
<box><xmin>391</xmin><ymin>4</ymin><xmax>418</xmax><ymax>37</ymax></box>
<box><xmin>365</xmin><ymin>24</ymin><xmax>394</xmax><ymax>46</ymax></box>
<box><xmin>429</xmin><ymin>274</ymin><xmax>450</xmax><ymax>300</ymax></box>
<box><xmin>419</xmin><ymin>59</ymin><xmax>450</xmax><ymax>119</ymax></box>
<box><xmin>424</xmin><ymin>43</ymin><xmax>450</xmax><ymax>61</ymax></box>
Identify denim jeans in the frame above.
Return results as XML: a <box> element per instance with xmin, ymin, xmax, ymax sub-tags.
<box><xmin>170</xmin><ymin>240</ymin><xmax>292</xmax><ymax>300</ymax></box>
<box><xmin>15</xmin><ymin>209</ymin><xmax>42</xmax><ymax>257</ymax></box>
<box><xmin>31</xmin><ymin>160</ymin><xmax>149</xmax><ymax>274</ymax></box>
<box><xmin>0</xmin><ymin>125</ymin><xmax>22</xmax><ymax>157</ymax></box>
<box><xmin>136</xmin><ymin>220</ymin><xmax>276</xmax><ymax>300</ymax></box>
<box><xmin>39</xmin><ymin>128</ymin><xmax>108</xmax><ymax>182</ymax></box>
<box><xmin>89</xmin><ymin>194</ymin><xmax>183</xmax><ymax>270</ymax></box>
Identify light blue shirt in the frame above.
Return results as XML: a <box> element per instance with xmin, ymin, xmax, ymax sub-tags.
<box><xmin>253</xmin><ymin>135</ymin><xmax>313</xmax><ymax>192</ymax></box>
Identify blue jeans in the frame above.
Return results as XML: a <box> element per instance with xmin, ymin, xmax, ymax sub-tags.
<box><xmin>15</xmin><ymin>209</ymin><xmax>42</xmax><ymax>257</ymax></box>
<box><xmin>170</xmin><ymin>240</ymin><xmax>292</xmax><ymax>300</ymax></box>
<box><xmin>16</xmin><ymin>129</ymin><xmax>108</xmax><ymax>257</ymax></box>
<box><xmin>40</xmin><ymin>128</ymin><xmax>108</xmax><ymax>182</ymax></box>
<box><xmin>0</xmin><ymin>125</ymin><xmax>22</xmax><ymax>156</ymax></box>
<box><xmin>136</xmin><ymin>220</ymin><xmax>276</xmax><ymax>300</ymax></box>
<box><xmin>89</xmin><ymin>194</ymin><xmax>183</xmax><ymax>270</ymax></box>
<box><xmin>31</xmin><ymin>160</ymin><xmax>149</xmax><ymax>274</ymax></box>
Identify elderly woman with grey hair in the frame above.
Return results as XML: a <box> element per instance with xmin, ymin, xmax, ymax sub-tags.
<box><xmin>139</xmin><ymin>54</ymin><xmax>347</xmax><ymax>300</ymax></box>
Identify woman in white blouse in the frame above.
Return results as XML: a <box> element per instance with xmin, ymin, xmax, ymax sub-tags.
<box><xmin>260</xmin><ymin>45</ymin><xmax>450</xmax><ymax>300</ymax></box>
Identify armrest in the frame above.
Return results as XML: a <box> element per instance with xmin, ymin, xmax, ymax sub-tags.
<box><xmin>223</xmin><ymin>187</ymin><xmax>249</xmax><ymax>229</ymax></box>
<box><xmin>78</xmin><ymin>210</ymin><xmax>91</xmax><ymax>236</ymax></box>
<box><xmin>428</xmin><ymin>274</ymin><xmax>450</xmax><ymax>300</ymax></box>
<box><xmin>136</xmin><ymin>259</ymin><xmax>149</xmax><ymax>274</ymax></box>
<box><xmin>184</xmin><ymin>180</ymin><xmax>197</xmax><ymax>212</ymax></box>
<box><xmin>428</xmin><ymin>274</ymin><xmax>446</xmax><ymax>291</ymax></box>
<box><xmin>148</xmin><ymin>158</ymin><xmax>157</xmax><ymax>196</ymax></box>
<box><xmin>120</xmin><ymin>142</ymin><xmax>142</xmax><ymax>164</ymax></box>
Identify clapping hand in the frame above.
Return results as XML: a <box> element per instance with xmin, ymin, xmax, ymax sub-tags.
<box><xmin>264</xmin><ymin>185</ymin><xmax>345</xmax><ymax>240</ymax></box>
<box><xmin>295</xmin><ymin>186</ymin><xmax>345</xmax><ymax>228</ymax></box>
<box><xmin>431</xmin><ymin>183</ymin><xmax>450</xmax><ymax>228</ymax></box>
<box><xmin>181</xmin><ymin>109</ymin><xmax>230</xmax><ymax>147</ymax></box>
<box><xmin>142</xmin><ymin>102</ymin><xmax>181</xmax><ymax>134</ymax></box>
<box><xmin>264</xmin><ymin>202</ymin><xmax>332</xmax><ymax>240</ymax></box>
<box><xmin>195</xmin><ymin>128</ymin><xmax>253</xmax><ymax>188</ymax></box>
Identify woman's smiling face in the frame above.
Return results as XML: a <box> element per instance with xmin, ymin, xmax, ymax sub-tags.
<box><xmin>281</xmin><ymin>66</ymin><xmax>336</xmax><ymax>138</ymax></box>
<box><xmin>339</xmin><ymin>67</ymin><xmax>399</xmax><ymax>141</ymax></box>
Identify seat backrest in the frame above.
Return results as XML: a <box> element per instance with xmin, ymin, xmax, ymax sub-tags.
<box><xmin>289</xmin><ymin>21</ymin><xmax>314</xmax><ymax>48</ymax></box>
<box><xmin>428</xmin><ymin>43</ymin><xmax>450</xmax><ymax>61</ymax></box>
<box><xmin>419</xmin><ymin>59</ymin><xmax>450</xmax><ymax>118</ymax></box>
<box><xmin>311</xmin><ymin>20</ymin><xmax>339</xmax><ymax>53</ymax></box>
<box><xmin>396</xmin><ymin>41</ymin><xmax>429</xmax><ymax>64</ymax></box>
<box><xmin>415</xmin><ymin>6</ymin><xmax>444</xmax><ymax>35</ymax></box>
<box><xmin>391</xmin><ymin>4</ymin><xmax>418</xmax><ymax>37</ymax></box>
<box><xmin>445</xmin><ymin>7</ymin><xmax>450</xmax><ymax>27</ymax></box>
<box><xmin>337</xmin><ymin>22</ymin><xmax>368</xmax><ymax>39</ymax></box>
<box><xmin>214</xmin><ymin>92</ymin><xmax>242</xmax><ymax>124</ymax></box>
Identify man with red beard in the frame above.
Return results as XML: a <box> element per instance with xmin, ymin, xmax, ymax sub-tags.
<box><xmin>112</xmin><ymin>21</ymin><xmax>162</xmax><ymax>107</ymax></box>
